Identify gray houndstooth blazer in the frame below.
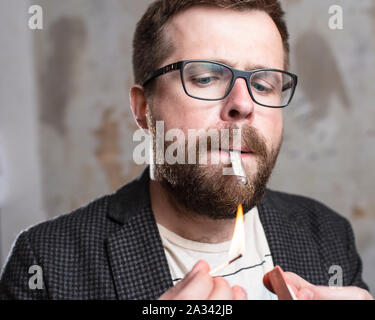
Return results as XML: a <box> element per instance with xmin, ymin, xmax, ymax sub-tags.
<box><xmin>0</xmin><ymin>168</ymin><xmax>369</xmax><ymax>299</ymax></box>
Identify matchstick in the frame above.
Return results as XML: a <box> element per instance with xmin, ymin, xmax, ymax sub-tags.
<box><xmin>209</xmin><ymin>254</ymin><xmax>243</xmax><ymax>276</ymax></box>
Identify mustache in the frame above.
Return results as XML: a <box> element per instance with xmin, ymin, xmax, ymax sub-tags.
<box><xmin>194</xmin><ymin>125</ymin><xmax>268</xmax><ymax>157</ymax></box>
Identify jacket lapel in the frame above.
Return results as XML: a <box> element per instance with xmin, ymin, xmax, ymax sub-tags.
<box><xmin>106</xmin><ymin>168</ymin><xmax>173</xmax><ymax>299</ymax></box>
<box><xmin>258</xmin><ymin>189</ymin><xmax>327</xmax><ymax>285</ymax></box>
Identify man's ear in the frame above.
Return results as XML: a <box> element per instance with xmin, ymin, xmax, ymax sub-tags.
<box><xmin>130</xmin><ymin>84</ymin><xmax>149</xmax><ymax>130</ymax></box>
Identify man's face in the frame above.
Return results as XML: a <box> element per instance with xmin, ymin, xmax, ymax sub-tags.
<box><xmin>148</xmin><ymin>7</ymin><xmax>285</xmax><ymax>219</ymax></box>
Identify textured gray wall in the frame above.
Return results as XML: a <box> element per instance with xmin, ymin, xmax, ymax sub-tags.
<box><xmin>0</xmin><ymin>0</ymin><xmax>45</xmax><ymax>267</ymax></box>
<box><xmin>271</xmin><ymin>0</ymin><xmax>375</xmax><ymax>294</ymax></box>
<box><xmin>1</xmin><ymin>0</ymin><xmax>374</xmax><ymax>295</ymax></box>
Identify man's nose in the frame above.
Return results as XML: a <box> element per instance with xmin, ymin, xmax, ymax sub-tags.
<box><xmin>220</xmin><ymin>78</ymin><xmax>255</xmax><ymax>122</ymax></box>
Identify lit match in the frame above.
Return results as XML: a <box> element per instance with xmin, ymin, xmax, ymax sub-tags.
<box><xmin>209</xmin><ymin>254</ymin><xmax>243</xmax><ymax>276</ymax></box>
<box><xmin>209</xmin><ymin>204</ymin><xmax>245</xmax><ymax>276</ymax></box>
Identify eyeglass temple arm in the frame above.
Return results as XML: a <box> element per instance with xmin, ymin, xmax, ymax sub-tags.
<box><xmin>281</xmin><ymin>75</ymin><xmax>298</xmax><ymax>92</ymax></box>
<box><xmin>282</xmin><ymin>82</ymin><xmax>292</xmax><ymax>92</ymax></box>
<box><xmin>142</xmin><ymin>62</ymin><xmax>181</xmax><ymax>87</ymax></box>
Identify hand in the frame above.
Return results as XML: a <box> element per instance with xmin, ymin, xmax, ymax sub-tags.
<box><xmin>269</xmin><ymin>271</ymin><xmax>373</xmax><ymax>300</ymax></box>
<box><xmin>158</xmin><ymin>260</ymin><xmax>247</xmax><ymax>300</ymax></box>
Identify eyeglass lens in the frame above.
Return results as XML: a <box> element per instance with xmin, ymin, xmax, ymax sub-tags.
<box><xmin>182</xmin><ymin>61</ymin><xmax>294</xmax><ymax>107</ymax></box>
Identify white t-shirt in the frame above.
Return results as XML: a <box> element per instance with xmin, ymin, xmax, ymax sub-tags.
<box><xmin>157</xmin><ymin>206</ymin><xmax>277</xmax><ymax>300</ymax></box>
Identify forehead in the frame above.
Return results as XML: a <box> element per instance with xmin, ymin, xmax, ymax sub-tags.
<box><xmin>165</xmin><ymin>6</ymin><xmax>284</xmax><ymax>70</ymax></box>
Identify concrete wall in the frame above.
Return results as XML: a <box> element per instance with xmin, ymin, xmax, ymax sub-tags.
<box><xmin>0</xmin><ymin>0</ymin><xmax>45</xmax><ymax>267</ymax></box>
<box><xmin>1</xmin><ymin>0</ymin><xmax>374</xmax><ymax>294</ymax></box>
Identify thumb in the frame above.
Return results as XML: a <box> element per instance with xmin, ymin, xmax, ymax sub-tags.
<box><xmin>187</xmin><ymin>260</ymin><xmax>210</xmax><ymax>278</ymax></box>
<box><xmin>298</xmin><ymin>287</ymin><xmax>315</xmax><ymax>300</ymax></box>
<box><xmin>284</xmin><ymin>271</ymin><xmax>313</xmax><ymax>290</ymax></box>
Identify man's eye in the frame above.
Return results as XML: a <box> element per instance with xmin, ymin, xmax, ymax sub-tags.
<box><xmin>251</xmin><ymin>82</ymin><xmax>271</xmax><ymax>93</ymax></box>
<box><xmin>193</xmin><ymin>76</ymin><xmax>214</xmax><ymax>85</ymax></box>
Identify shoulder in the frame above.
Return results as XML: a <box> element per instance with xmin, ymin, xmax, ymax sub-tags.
<box><xmin>20</xmin><ymin>193</ymin><xmax>120</xmax><ymax>253</ymax></box>
<box><xmin>0</xmin><ymin>193</ymin><xmax>123</xmax><ymax>299</ymax></box>
<box><xmin>264</xmin><ymin>188</ymin><xmax>348</xmax><ymax>222</ymax></box>
<box><xmin>261</xmin><ymin>189</ymin><xmax>368</xmax><ymax>289</ymax></box>
<box><xmin>263</xmin><ymin>188</ymin><xmax>352</xmax><ymax>238</ymax></box>
<box><xmin>14</xmin><ymin>168</ymin><xmax>150</xmax><ymax>251</ymax></box>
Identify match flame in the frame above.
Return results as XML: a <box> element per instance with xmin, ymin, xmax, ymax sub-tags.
<box><xmin>228</xmin><ymin>204</ymin><xmax>245</xmax><ymax>261</ymax></box>
<box><xmin>209</xmin><ymin>204</ymin><xmax>246</xmax><ymax>276</ymax></box>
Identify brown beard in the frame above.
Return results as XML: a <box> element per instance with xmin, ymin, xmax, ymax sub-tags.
<box><xmin>147</xmin><ymin>107</ymin><xmax>282</xmax><ymax>220</ymax></box>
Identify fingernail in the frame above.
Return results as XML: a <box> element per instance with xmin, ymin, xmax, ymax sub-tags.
<box><xmin>300</xmin><ymin>288</ymin><xmax>314</xmax><ymax>300</ymax></box>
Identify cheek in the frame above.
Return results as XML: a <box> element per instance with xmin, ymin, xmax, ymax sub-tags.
<box><xmin>153</xmin><ymin>81</ymin><xmax>221</xmax><ymax>131</ymax></box>
<box><xmin>151</xmin><ymin>84</ymin><xmax>185</xmax><ymax>129</ymax></box>
<box><xmin>270</xmin><ymin>112</ymin><xmax>283</xmax><ymax>149</ymax></box>
<box><xmin>273</xmin><ymin>110</ymin><xmax>283</xmax><ymax>134</ymax></box>
<box><xmin>256</xmin><ymin>109</ymin><xmax>283</xmax><ymax>150</ymax></box>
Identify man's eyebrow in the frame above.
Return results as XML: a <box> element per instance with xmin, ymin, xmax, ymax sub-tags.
<box><xmin>209</xmin><ymin>58</ymin><xmax>272</xmax><ymax>71</ymax></box>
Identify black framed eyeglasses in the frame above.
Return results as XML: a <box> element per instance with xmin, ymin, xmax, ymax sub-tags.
<box><xmin>142</xmin><ymin>60</ymin><xmax>298</xmax><ymax>108</ymax></box>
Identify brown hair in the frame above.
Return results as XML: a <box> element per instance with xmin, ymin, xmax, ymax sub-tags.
<box><xmin>132</xmin><ymin>0</ymin><xmax>289</xmax><ymax>94</ymax></box>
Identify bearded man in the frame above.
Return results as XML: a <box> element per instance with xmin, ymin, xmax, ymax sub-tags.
<box><xmin>0</xmin><ymin>0</ymin><xmax>372</xmax><ymax>300</ymax></box>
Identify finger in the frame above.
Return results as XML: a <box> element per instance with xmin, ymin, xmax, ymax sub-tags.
<box><xmin>159</xmin><ymin>270</ymin><xmax>214</xmax><ymax>300</ymax></box>
<box><xmin>208</xmin><ymin>277</ymin><xmax>233</xmax><ymax>300</ymax></box>
<box><xmin>186</xmin><ymin>260</ymin><xmax>210</xmax><ymax>280</ymax></box>
<box><xmin>159</xmin><ymin>260</ymin><xmax>212</xmax><ymax>300</ymax></box>
<box><xmin>174</xmin><ymin>260</ymin><xmax>210</xmax><ymax>289</ymax></box>
<box><xmin>284</xmin><ymin>272</ymin><xmax>313</xmax><ymax>291</ymax></box>
<box><xmin>163</xmin><ymin>269</ymin><xmax>215</xmax><ymax>300</ymax></box>
<box><xmin>300</xmin><ymin>286</ymin><xmax>374</xmax><ymax>300</ymax></box>
<box><xmin>232</xmin><ymin>285</ymin><xmax>247</xmax><ymax>300</ymax></box>
<box><xmin>263</xmin><ymin>270</ymin><xmax>307</xmax><ymax>298</ymax></box>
